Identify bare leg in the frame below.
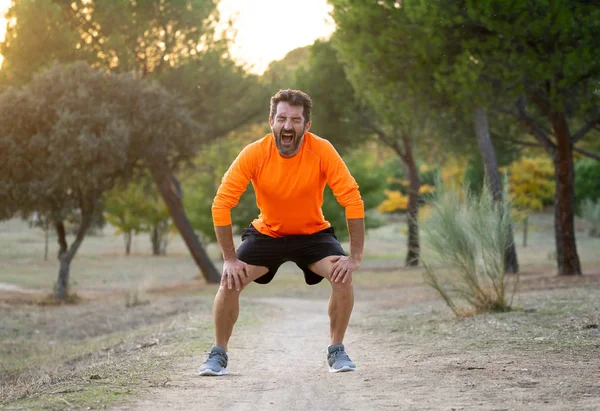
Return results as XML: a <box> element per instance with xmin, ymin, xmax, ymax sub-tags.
<box><xmin>308</xmin><ymin>256</ymin><xmax>354</xmax><ymax>345</ymax></box>
<box><xmin>213</xmin><ymin>264</ymin><xmax>268</xmax><ymax>350</ymax></box>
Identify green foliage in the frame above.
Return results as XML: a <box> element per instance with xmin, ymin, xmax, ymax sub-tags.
<box><xmin>0</xmin><ymin>0</ymin><xmax>84</xmax><ymax>86</ymax></box>
<box><xmin>0</xmin><ymin>62</ymin><xmax>131</xmax><ymax>220</ymax></box>
<box><xmin>328</xmin><ymin>0</ymin><xmax>471</xmax><ymax>155</ymax></box>
<box><xmin>0</xmin><ymin>62</ymin><xmax>199</xmax><ymax>295</ymax></box>
<box><xmin>105</xmin><ymin>184</ymin><xmax>146</xmax><ymax>238</ymax></box>
<box><xmin>0</xmin><ymin>0</ymin><xmax>264</xmax><ymax>145</ymax></box>
<box><xmin>580</xmin><ymin>199</ymin><xmax>600</xmax><ymax>238</ymax></box>
<box><xmin>182</xmin><ymin>129</ymin><xmax>261</xmax><ymax>243</ymax></box>
<box><xmin>421</xmin><ymin>182</ymin><xmax>518</xmax><ymax>316</ymax></box>
<box><xmin>105</xmin><ymin>175</ymin><xmax>172</xmax><ymax>255</ymax></box>
<box><xmin>263</xmin><ymin>46</ymin><xmax>310</xmax><ymax>90</ymax></box>
<box><xmin>574</xmin><ymin>158</ymin><xmax>600</xmax><ymax>210</ymax></box>
<box><xmin>294</xmin><ymin>40</ymin><xmax>370</xmax><ymax>153</ymax></box>
<box><xmin>321</xmin><ymin>146</ymin><xmax>388</xmax><ymax>241</ymax></box>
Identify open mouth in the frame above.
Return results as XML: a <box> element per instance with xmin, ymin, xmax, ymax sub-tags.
<box><xmin>281</xmin><ymin>131</ymin><xmax>294</xmax><ymax>144</ymax></box>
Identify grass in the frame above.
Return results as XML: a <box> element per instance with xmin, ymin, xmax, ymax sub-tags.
<box><xmin>356</xmin><ymin>286</ymin><xmax>600</xmax><ymax>354</ymax></box>
<box><xmin>1</xmin><ymin>294</ymin><xmax>268</xmax><ymax>409</ymax></box>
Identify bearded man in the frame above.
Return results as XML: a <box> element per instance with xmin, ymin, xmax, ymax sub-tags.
<box><xmin>200</xmin><ymin>89</ymin><xmax>365</xmax><ymax>376</ymax></box>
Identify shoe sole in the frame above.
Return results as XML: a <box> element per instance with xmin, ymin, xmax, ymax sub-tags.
<box><xmin>329</xmin><ymin>365</ymin><xmax>356</xmax><ymax>373</ymax></box>
<box><xmin>199</xmin><ymin>369</ymin><xmax>228</xmax><ymax>376</ymax></box>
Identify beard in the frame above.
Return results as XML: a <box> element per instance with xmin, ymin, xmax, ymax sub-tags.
<box><xmin>274</xmin><ymin>126</ymin><xmax>304</xmax><ymax>156</ymax></box>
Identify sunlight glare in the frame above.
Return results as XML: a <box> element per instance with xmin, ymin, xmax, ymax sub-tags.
<box><xmin>218</xmin><ymin>0</ymin><xmax>335</xmax><ymax>74</ymax></box>
<box><xmin>0</xmin><ymin>0</ymin><xmax>335</xmax><ymax>73</ymax></box>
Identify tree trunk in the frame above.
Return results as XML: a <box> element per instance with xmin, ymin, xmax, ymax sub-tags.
<box><xmin>151</xmin><ymin>168</ymin><xmax>220</xmax><ymax>283</ymax></box>
<box><xmin>523</xmin><ymin>215</ymin><xmax>528</xmax><ymax>248</ymax></box>
<box><xmin>402</xmin><ymin>135</ymin><xmax>420</xmax><ymax>267</ymax></box>
<box><xmin>551</xmin><ymin>111</ymin><xmax>582</xmax><ymax>275</ymax></box>
<box><xmin>44</xmin><ymin>219</ymin><xmax>49</xmax><ymax>261</ymax></box>
<box><xmin>473</xmin><ymin>106</ymin><xmax>519</xmax><ymax>273</ymax></box>
<box><xmin>53</xmin><ymin>208</ymin><xmax>94</xmax><ymax>300</ymax></box>
<box><xmin>124</xmin><ymin>230</ymin><xmax>132</xmax><ymax>255</ymax></box>
<box><xmin>55</xmin><ymin>220</ymin><xmax>68</xmax><ymax>257</ymax></box>
<box><xmin>55</xmin><ymin>253</ymin><xmax>73</xmax><ymax>300</ymax></box>
<box><xmin>150</xmin><ymin>224</ymin><xmax>162</xmax><ymax>256</ymax></box>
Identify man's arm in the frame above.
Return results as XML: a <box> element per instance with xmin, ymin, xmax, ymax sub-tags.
<box><xmin>215</xmin><ymin>225</ymin><xmax>237</xmax><ymax>261</ymax></box>
<box><xmin>347</xmin><ymin>218</ymin><xmax>365</xmax><ymax>265</ymax></box>
<box><xmin>212</xmin><ymin>144</ymin><xmax>257</xmax><ymax>289</ymax></box>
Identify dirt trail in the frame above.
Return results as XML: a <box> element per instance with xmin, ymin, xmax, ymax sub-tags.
<box><xmin>113</xmin><ymin>295</ymin><xmax>600</xmax><ymax>411</ymax></box>
<box><xmin>113</xmin><ymin>297</ymin><xmax>406</xmax><ymax>410</ymax></box>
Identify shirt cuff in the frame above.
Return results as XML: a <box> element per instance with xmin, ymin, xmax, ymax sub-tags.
<box><xmin>212</xmin><ymin>209</ymin><xmax>232</xmax><ymax>226</ymax></box>
<box><xmin>345</xmin><ymin>203</ymin><xmax>365</xmax><ymax>219</ymax></box>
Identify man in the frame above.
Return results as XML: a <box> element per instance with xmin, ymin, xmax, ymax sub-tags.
<box><xmin>200</xmin><ymin>89</ymin><xmax>364</xmax><ymax>376</ymax></box>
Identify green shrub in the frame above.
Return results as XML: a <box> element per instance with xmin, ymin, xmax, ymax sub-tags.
<box><xmin>421</xmin><ymin>183</ymin><xmax>518</xmax><ymax>316</ymax></box>
<box><xmin>575</xmin><ymin>158</ymin><xmax>600</xmax><ymax>211</ymax></box>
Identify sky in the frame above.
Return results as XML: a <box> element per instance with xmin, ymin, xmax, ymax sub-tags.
<box><xmin>0</xmin><ymin>0</ymin><xmax>336</xmax><ymax>73</ymax></box>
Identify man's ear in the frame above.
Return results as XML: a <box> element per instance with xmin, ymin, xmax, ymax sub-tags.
<box><xmin>304</xmin><ymin>121</ymin><xmax>311</xmax><ymax>133</ymax></box>
<box><xmin>269</xmin><ymin>117</ymin><xmax>274</xmax><ymax>128</ymax></box>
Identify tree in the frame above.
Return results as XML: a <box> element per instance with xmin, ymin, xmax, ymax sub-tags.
<box><xmin>0</xmin><ymin>0</ymin><xmax>85</xmax><ymax>86</ymax></box>
<box><xmin>0</xmin><ymin>62</ymin><xmax>201</xmax><ymax>299</ymax></box>
<box><xmin>1</xmin><ymin>0</ymin><xmax>266</xmax><ymax>283</ymax></box>
<box><xmin>417</xmin><ymin>0</ymin><xmax>600</xmax><ymax>275</ymax></box>
<box><xmin>328</xmin><ymin>2</ymin><xmax>462</xmax><ymax>267</ymax></box>
<box><xmin>330</xmin><ymin>0</ymin><xmax>520</xmax><ymax>272</ymax></box>
<box><xmin>0</xmin><ymin>63</ymin><xmax>130</xmax><ymax>299</ymax></box>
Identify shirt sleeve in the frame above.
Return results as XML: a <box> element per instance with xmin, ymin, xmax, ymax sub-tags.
<box><xmin>211</xmin><ymin>144</ymin><xmax>257</xmax><ymax>226</ymax></box>
<box><xmin>321</xmin><ymin>140</ymin><xmax>364</xmax><ymax>219</ymax></box>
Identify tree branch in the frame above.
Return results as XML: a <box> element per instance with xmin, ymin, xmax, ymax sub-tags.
<box><xmin>515</xmin><ymin>95</ymin><xmax>557</xmax><ymax>155</ymax></box>
<box><xmin>571</xmin><ymin>110</ymin><xmax>600</xmax><ymax>143</ymax></box>
<box><xmin>66</xmin><ymin>194</ymin><xmax>95</xmax><ymax>260</ymax></box>
<box><xmin>363</xmin><ymin>117</ymin><xmax>405</xmax><ymax>158</ymax></box>
<box><xmin>524</xmin><ymin>88</ymin><xmax>552</xmax><ymax>119</ymax></box>
<box><xmin>574</xmin><ymin>146</ymin><xmax>600</xmax><ymax>161</ymax></box>
<box><xmin>505</xmin><ymin>137</ymin><xmax>544</xmax><ymax>149</ymax></box>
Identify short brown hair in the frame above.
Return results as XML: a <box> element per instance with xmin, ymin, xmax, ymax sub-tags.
<box><xmin>269</xmin><ymin>89</ymin><xmax>313</xmax><ymax>123</ymax></box>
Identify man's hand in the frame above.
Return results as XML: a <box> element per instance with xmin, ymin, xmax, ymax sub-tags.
<box><xmin>330</xmin><ymin>255</ymin><xmax>360</xmax><ymax>283</ymax></box>
<box><xmin>221</xmin><ymin>258</ymin><xmax>249</xmax><ymax>291</ymax></box>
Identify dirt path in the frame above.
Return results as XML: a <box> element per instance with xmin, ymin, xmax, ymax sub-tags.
<box><xmin>113</xmin><ymin>297</ymin><xmax>405</xmax><ymax>410</ymax></box>
<box><xmin>113</xmin><ymin>295</ymin><xmax>600</xmax><ymax>411</ymax></box>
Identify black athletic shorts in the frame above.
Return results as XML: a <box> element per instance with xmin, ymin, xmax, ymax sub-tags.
<box><xmin>236</xmin><ymin>225</ymin><xmax>346</xmax><ymax>285</ymax></box>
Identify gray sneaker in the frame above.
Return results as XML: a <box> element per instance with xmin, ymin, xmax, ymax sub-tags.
<box><xmin>327</xmin><ymin>344</ymin><xmax>356</xmax><ymax>373</ymax></box>
<box><xmin>199</xmin><ymin>346</ymin><xmax>228</xmax><ymax>376</ymax></box>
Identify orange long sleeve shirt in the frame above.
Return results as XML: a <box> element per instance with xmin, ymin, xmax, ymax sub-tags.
<box><xmin>212</xmin><ymin>132</ymin><xmax>364</xmax><ymax>237</ymax></box>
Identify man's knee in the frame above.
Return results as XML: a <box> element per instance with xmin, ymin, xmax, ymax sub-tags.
<box><xmin>329</xmin><ymin>277</ymin><xmax>353</xmax><ymax>291</ymax></box>
<box><xmin>217</xmin><ymin>283</ymin><xmax>245</xmax><ymax>296</ymax></box>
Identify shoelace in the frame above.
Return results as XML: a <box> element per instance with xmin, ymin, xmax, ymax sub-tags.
<box><xmin>329</xmin><ymin>349</ymin><xmax>350</xmax><ymax>363</ymax></box>
<box><xmin>207</xmin><ymin>352</ymin><xmax>227</xmax><ymax>367</ymax></box>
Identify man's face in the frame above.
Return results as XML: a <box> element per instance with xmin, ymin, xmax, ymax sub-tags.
<box><xmin>269</xmin><ymin>102</ymin><xmax>311</xmax><ymax>157</ymax></box>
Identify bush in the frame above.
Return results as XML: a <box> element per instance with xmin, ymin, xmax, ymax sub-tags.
<box><xmin>575</xmin><ymin>158</ymin><xmax>600</xmax><ymax>211</ymax></box>
<box><xmin>421</xmin><ymin>183</ymin><xmax>518</xmax><ymax>316</ymax></box>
